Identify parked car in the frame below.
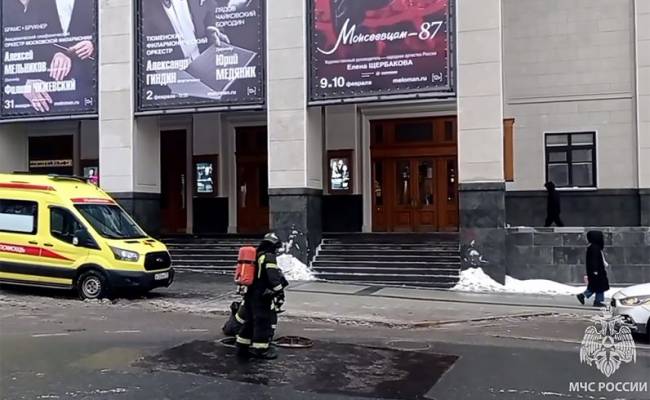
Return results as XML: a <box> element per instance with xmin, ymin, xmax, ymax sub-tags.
<box><xmin>611</xmin><ymin>283</ymin><xmax>650</xmax><ymax>341</ymax></box>
<box><xmin>0</xmin><ymin>174</ymin><xmax>174</xmax><ymax>299</ymax></box>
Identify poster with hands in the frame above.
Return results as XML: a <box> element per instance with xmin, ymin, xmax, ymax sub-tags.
<box><xmin>0</xmin><ymin>0</ymin><xmax>98</xmax><ymax>119</ymax></box>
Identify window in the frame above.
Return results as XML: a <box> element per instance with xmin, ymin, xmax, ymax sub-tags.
<box><xmin>0</xmin><ymin>200</ymin><xmax>38</xmax><ymax>234</ymax></box>
<box><xmin>545</xmin><ymin>132</ymin><xmax>596</xmax><ymax>188</ymax></box>
<box><xmin>504</xmin><ymin>118</ymin><xmax>515</xmax><ymax>182</ymax></box>
<box><xmin>75</xmin><ymin>204</ymin><xmax>146</xmax><ymax>240</ymax></box>
<box><xmin>394</xmin><ymin>122</ymin><xmax>434</xmax><ymax>143</ymax></box>
<box><xmin>50</xmin><ymin>207</ymin><xmax>84</xmax><ymax>244</ymax></box>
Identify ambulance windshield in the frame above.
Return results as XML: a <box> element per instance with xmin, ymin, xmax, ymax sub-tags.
<box><xmin>75</xmin><ymin>204</ymin><xmax>147</xmax><ymax>240</ymax></box>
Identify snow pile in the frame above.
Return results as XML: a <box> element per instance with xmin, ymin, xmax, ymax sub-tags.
<box><xmin>452</xmin><ymin>267</ymin><xmax>505</xmax><ymax>292</ymax></box>
<box><xmin>453</xmin><ymin>267</ymin><xmax>620</xmax><ymax>297</ymax></box>
<box><xmin>277</xmin><ymin>254</ymin><xmax>316</xmax><ymax>281</ymax></box>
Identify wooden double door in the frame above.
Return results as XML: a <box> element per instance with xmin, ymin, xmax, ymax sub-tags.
<box><xmin>236</xmin><ymin>126</ymin><xmax>269</xmax><ymax>234</ymax></box>
<box><xmin>371</xmin><ymin>117</ymin><xmax>459</xmax><ymax>232</ymax></box>
<box><xmin>373</xmin><ymin>157</ymin><xmax>458</xmax><ymax>232</ymax></box>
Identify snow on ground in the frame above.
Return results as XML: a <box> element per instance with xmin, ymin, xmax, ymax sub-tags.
<box><xmin>453</xmin><ymin>267</ymin><xmax>621</xmax><ymax>297</ymax></box>
<box><xmin>277</xmin><ymin>254</ymin><xmax>316</xmax><ymax>281</ymax></box>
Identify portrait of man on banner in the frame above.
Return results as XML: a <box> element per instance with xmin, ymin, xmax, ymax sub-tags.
<box><xmin>138</xmin><ymin>0</ymin><xmax>264</xmax><ymax>111</ymax></box>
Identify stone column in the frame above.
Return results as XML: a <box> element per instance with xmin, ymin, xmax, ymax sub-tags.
<box><xmin>267</xmin><ymin>0</ymin><xmax>323</xmax><ymax>260</ymax></box>
<box><xmin>635</xmin><ymin>0</ymin><xmax>650</xmax><ymax>226</ymax></box>
<box><xmin>99</xmin><ymin>0</ymin><xmax>161</xmax><ymax>234</ymax></box>
<box><xmin>456</xmin><ymin>0</ymin><xmax>506</xmax><ymax>282</ymax></box>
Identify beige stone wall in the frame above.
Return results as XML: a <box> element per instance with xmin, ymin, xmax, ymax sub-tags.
<box><xmin>503</xmin><ymin>0</ymin><xmax>637</xmax><ymax>190</ymax></box>
<box><xmin>457</xmin><ymin>0</ymin><xmax>505</xmax><ymax>183</ymax></box>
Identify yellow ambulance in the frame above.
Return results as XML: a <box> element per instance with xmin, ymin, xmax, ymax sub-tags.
<box><xmin>0</xmin><ymin>174</ymin><xmax>174</xmax><ymax>299</ymax></box>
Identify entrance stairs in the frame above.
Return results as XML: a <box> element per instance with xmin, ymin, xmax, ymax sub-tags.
<box><xmin>161</xmin><ymin>235</ymin><xmax>261</xmax><ymax>273</ymax></box>
<box><xmin>311</xmin><ymin>233</ymin><xmax>461</xmax><ymax>289</ymax></box>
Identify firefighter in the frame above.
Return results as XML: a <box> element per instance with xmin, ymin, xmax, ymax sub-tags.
<box><xmin>235</xmin><ymin>232</ymin><xmax>288</xmax><ymax>359</ymax></box>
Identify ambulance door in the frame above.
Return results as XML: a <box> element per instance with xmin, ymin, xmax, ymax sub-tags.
<box><xmin>0</xmin><ymin>198</ymin><xmax>61</xmax><ymax>286</ymax></box>
<box><xmin>42</xmin><ymin>206</ymin><xmax>89</xmax><ymax>281</ymax></box>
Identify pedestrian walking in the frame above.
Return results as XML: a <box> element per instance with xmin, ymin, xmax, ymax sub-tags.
<box><xmin>544</xmin><ymin>181</ymin><xmax>564</xmax><ymax>227</ymax></box>
<box><xmin>576</xmin><ymin>231</ymin><xmax>610</xmax><ymax>307</ymax></box>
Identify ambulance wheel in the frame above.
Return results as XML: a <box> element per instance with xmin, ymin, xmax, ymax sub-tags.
<box><xmin>77</xmin><ymin>270</ymin><xmax>108</xmax><ymax>300</ymax></box>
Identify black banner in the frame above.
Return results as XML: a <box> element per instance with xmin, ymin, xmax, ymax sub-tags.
<box><xmin>309</xmin><ymin>0</ymin><xmax>452</xmax><ymax>103</ymax></box>
<box><xmin>137</xmin><ymin>0</ymin><xmax>265</xmax><ymax>112</ymax></box>
<box><xmin>1</xmin><ymin>0</ymin><xmax>98</xmax><ymax>120</ymax></box>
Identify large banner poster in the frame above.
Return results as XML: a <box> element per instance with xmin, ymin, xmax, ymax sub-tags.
<box><xmin>137</xmin><ymin>0</ymin><xmax>265</xmax><ymax>112</ymax></box>
<box><xmin>309</xmin><ymin>0</ymin><xmax>452</xmax><ymax>103</ymax></box>
<box><xmin>1</xmin><ymin>0</ymin><xmax>98</xmax><ymax>120</ymax></box>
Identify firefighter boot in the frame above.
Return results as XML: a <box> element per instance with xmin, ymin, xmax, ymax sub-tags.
<box><xmin>251</xmin><ymin>346</ymin><xmax>278</xmax><ymax>360</ymax></box>
<box><xmin>236</xmin><ymin>343</ymin><xmax>251</xmax><ymax>358</ymax></box>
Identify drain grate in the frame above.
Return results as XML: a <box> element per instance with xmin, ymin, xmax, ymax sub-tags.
<box><xmin>274</xmin><ymin>336</ymin><xmax>314</xmax><ymax>348</ymax></box>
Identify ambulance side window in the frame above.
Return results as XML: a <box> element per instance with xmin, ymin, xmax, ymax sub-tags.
<box><xmin>50</xmin><ymin>208</ymin><xmax>83</xmax><ymax>244</ymax></box>
<box><xmin>0</xmin><ymin>199</ymin><xmax>38</xmax><ymax>234</ymax></box>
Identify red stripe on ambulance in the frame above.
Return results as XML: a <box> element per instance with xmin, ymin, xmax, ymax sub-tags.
<box><xmin>71</xmin><ymin>198</ymin><xmax>115</xmax><ymax>204</ymax></box>
<box><xmin>0</xmin><ymin>243</ymin><xmax>71</xmax><ymax>261</ymax></box>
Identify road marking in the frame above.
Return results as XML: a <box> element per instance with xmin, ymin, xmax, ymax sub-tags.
<box><xmin>180</xmin><ymin>328</ymin><xmax>209</xmax><ymax>333</ymax></box>
<box><xmin>103</xmin><ymin>330</ymin><xmax>141</xmax><ymax>334</ymax></box>
<box><xmin>31</xmin><ymin>333</ymin><xmax>69</xmax><ymax>338</ymax></box>
<box><xmin>303</xmin><ymin>328</ymin><xmax>335</xmax><ymax>332</ymax></box>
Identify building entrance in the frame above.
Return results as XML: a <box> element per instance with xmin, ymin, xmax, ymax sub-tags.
<box><xmin>371</xmin><ymin>117</ymin><xmax>458</xmax><ymax>232</ymax></box>
<box><xmin>236</xmin><ymin>126</ymin><xmax>269</xmax><ymax>234</ymax></box>
<box><xmin>161</xmin><ymin>130</ymin><xmax>187</xmax><ymax>234</ymax></box>
<box><xmin>28</xmin><ymin>135</ymin><xmax>74</xmax><ymax>175</ymax></box>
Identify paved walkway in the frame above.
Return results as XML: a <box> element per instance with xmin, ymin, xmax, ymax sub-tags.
<box><xmin>278</xmin><ymin>281</ymin><xmax>599</xmax><ymax>327</ymax></box>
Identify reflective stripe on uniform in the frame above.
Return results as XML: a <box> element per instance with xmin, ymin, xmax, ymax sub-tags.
<box><xmin>236</xmin><ymin>336</ymin><xmax>251</xmax><ymax>345</ymax></box>
<box><xmin>251</xmin><ymin>342</ymin><xmax>269</xmax><ymax>349</ymax></box>
<box><xmin>258</xmin><ymin>255</ymin><xmax>266</xmax><ymax>278</ymax></box>
<box><xmin>271</xmin><ymin>325</ymin><xmax>277</xmax><ymax>330</ymax></box>
<box><xmin>272</xmin><ymin>284</ymin><xmax>283</xmax><ymax>292</ymax></box>
<box><xmin>235</xmin><ymin>313</ymin><xmax>246</xmax><ymax>324</ymax></box>
<box><xmin>266</xmin><ymin>263</ymin><xmax>279</xmax><ymax>269</ymax></box>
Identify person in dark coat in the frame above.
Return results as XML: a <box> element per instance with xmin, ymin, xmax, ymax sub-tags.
<box><xmin>577</xmin><ymin>231</ymin><xmax>610</xmax><ymax>307</ymax></box>
<box><xmin>544</xmin><ymin>181</ymin><xmax>564</xmax><ymax>227</ymax></box>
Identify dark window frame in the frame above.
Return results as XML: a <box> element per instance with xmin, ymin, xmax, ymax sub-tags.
<box><xmin>49</xmin><ymin>206</ymin><xmax>85</xmax><ymax>245</ymax></box>
<box><xmin>544</xmin><ymin>132</ymin><xmax>597</xmax><ymax>188</ymax></box>
<box><xmin>0</xmin><ymin>199</ymin><xmax>39</xmax><ymax>235</ymax></box>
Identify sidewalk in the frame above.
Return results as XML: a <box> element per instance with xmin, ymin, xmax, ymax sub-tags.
<box><xmin>277</xmin><ymin>281</ymin><xmax>597</xmax><ymax>327</ymax></box>
<box><xmin>149</xmin><ymin>273</ymin><xmax>599</xmax><ymax>328</ymax></box>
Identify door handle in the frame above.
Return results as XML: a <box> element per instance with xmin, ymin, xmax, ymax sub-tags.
<box><xmin>43</xmin><ymin>243</ymin><xmax>54</xmax><ymax>247</ymax></box>
<box><xmin>28</xmin><ymin>241</ymin><xmax>38</xmax><ymax>245</ymax></box>
<box><xmin>180</xmin><ymin>174</ymin><xmax>186</xmax><ymax>210</ymax></box>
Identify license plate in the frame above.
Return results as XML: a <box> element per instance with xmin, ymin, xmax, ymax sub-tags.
<box><xmin>154</xmin><ymin>272</ymin><xmax>169</xmax><ymax>281</ymax></box>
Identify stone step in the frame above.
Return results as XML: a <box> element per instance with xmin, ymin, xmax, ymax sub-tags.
<box><xmin>313</xmin><ymin>266</ymin><xmax>459</xmax><ymax>276</ymax></box>
<box><xmin>312</xmin><ymin>260</ymin><xmax>460</xmax><ymax>268</ymax></box>
<box><xmin>323</xmin><ymin>233</ymin><xmax>459</xmax><ymax>244</ymax></box>
<box><xmin>173</xmin><ymin>261</ymin><xmax>236</xmax><ymax>268</ymax></box>
<box><xmin>314</xmin><ymin>254</ymin><xmax>461</xmax><ymax>263</ymax></box>
<box><xmin>319</xmin><ymin>244</ymin><xmax>459</xmax><ymax>251</ymax></box>
<box><xmin>314</xmin><ymin>272</ymin><xmax>460</xmax><ymax>283</ymax></box>
<box><xmin>316</xmin><ymin>249</ymin><xmax>459</xmax><ymax>257</ymax></box>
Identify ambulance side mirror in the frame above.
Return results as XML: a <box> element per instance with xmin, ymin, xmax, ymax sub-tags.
<box><xmin>73</xmin><ymin>229</ymin><xmax>94</xmax><ymax>248</ymax></box>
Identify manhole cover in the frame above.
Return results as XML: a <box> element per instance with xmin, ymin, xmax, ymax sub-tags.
<box><xmin>218</xmin><ymin>337</ymin><xmax>237</xmax><ymax>348</ymax></box>
<box><xmin>274</xmin><ymin>336</ymin><xmax>313</xmax><ymax>348</ymax></box>
<box><xmin>386</xmin><ymin>340</ymin><xmax>431</xmax><ymax>351</ymax></box>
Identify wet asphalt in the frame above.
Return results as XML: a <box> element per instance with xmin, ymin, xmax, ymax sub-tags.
<box><xmin>1</xmin><ymin>272</ymin><xmax>649</xmax><ymax>400</ymax></box>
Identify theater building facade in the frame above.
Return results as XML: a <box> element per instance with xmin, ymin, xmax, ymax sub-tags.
<box><xmin>1</xmin><ymin>0</ymin><xmax>649</xmax><ymax>283</ymax></box>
